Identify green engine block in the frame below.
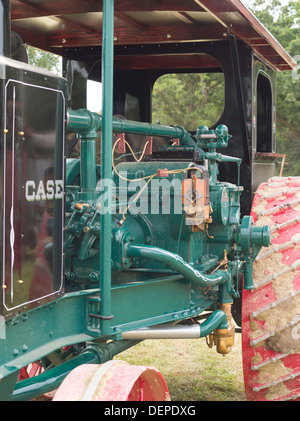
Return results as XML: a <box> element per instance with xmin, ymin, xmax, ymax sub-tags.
<box><xmin>65</xmin><ymin>109</ymin><xmax>270</xmax><ymax>307</ymax></box>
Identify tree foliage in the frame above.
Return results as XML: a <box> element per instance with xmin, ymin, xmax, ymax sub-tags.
<box><xmin>27</xmin><ymin>45</ymin><xmax>62</xmax><ymax>74</ymax></box>
<box><xmin>152</xmin><ymin>73</ymin><xmax>224</xmax><ymax>130</ymax></box>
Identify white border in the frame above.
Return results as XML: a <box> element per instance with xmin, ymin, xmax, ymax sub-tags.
<box><xmin>2</xmin><ymin>78</ymin><xmax>65</xmax><ymax>312</ymax></box>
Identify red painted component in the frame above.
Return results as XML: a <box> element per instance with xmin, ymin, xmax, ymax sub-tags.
<box><xmin>19</xmin><ymin>362</ymin><xmax>43</xmax><ymax>381</ymax></box>
<box><xmin>53</xmin><ymin>360</ymin><xmax>170</xmax><ymax>401</ymax></box>
<box><xmin>242</xmin><ymin>177</ymin><xmax>300</xmax><ymax>401</ymax></box>
<box><xmin>156</xmin><ymin>168</ymin><xmax>169</xmax><ymax>178</ymax></box>
<box><xmin>145</xmin><ymin>136</ymin><xmax>153</xmax><ymax>155</ymax></box>
<box><xmin>117</xmin><ymin>133</ymin><xmax>126</xmax><ymax>154</ymax></box>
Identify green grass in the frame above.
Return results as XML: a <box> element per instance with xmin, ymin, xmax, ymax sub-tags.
<box><xmin>117</xmin><ymin>333</ymin><xmax>246</xmax><ymax>401</ymax></box>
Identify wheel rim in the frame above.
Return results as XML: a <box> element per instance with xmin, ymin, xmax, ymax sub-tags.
<box><xmin>53</xmin><ymin>360</ymin><xmax>170</xmax><ymax>401</ymax></box>
<box><xmin>242</xmin><ymin>177</ymin><xmax>300</xmax><ymax>401</ymax></box>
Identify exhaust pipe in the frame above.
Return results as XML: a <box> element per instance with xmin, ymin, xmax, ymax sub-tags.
<box><xmin>122</xmin><ymin>323</ymin><xmax>201</xmax><ymax>340</ymax></box>
<box><xmin>122</xmin><ymin>310</ymin><xmax>228</xmax><ymax>340</ymax></box>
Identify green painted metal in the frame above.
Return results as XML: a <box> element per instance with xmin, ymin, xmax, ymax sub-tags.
<box><xmin>12</xmin><ymin>349</ymin><xmax>98</xmax><ymax>401</ymax></box>
<box><xmin>11</xmin><ymin>339</ymin><xmax>140</xmax><ymax>401</ymax></box>
<box><xmin>238</xmin><ymin>215</ymin><xmax>270</xmax><ymax>251</ymax></box>
<box><xmin>87</xmin><ymin>275</ymin><xmax>213</xmax><ymax>335</ymax></box>
<box><xmin>235</xmin><ymin>215</ymin><xmax>271</xmax><ymax>289</ymax></box>
<box><xmin>0</xmin><ymin>2</ymin><xmax>271</xmax><ymax>399</ymax></box>
<box><xmin>125</xmin><ymin>244</ymin><xmax>230</xmax><ymax>287</ymax></box>
<box><xmin>243</xmin><ymin>257</ymin><xmax>255</xmax><ymax>290</ymax></box>
<box><xmin>199</xmin><ymin>310</ymin><xmax>228</xmax><ymax>337</ymax></box>
<box><xmin>99</xmin><ymin>0</ymin><xmax>114</xmax><ymax>336</ymax></box>
<box><xmin>0</xmin><ymin>119</ymin><xmax>270</xmax><ymax>400</ymax></box>
<box><xmin>67</xmin><ymin>109</ymin><xmax>199</xmax><ymax>148</ymax></box>
<box><xmin>0</xmin><ymin>290</ymin><xmax>94</xmax><ymax>382</ymax></box>
<box><xmin>197</xmin><ymin>124</ymin><xmax>231</xmax><ymax>150</ymax></box>
<box><xmin>10</xmin><ymin>303</ymin><xmax>226</xmax><ymax>402</ymax></box>
<box><xmin>1</xmin><ymin>270</ymin><xmax>214</xmax><ymax>399</ymax></box>
<box><xmin>45</xmin><ymin>103</ymin><xmax>270</xmax><ymax>401</ymax></box>
<box><xmin>0</xmin><ymin>371</ymin><xmax>19</xmax><ymax>402</ymax></box>
<box><xmin>80</xmin><ymin>136</ymin><xmax>97</xmax><ymax>201</ymax></box>
<box><xmin>196</xmin><ymin>124</ymin><xmax>241</xmax><ymax>184</ymax></box>
<box><xmin>66</xmin><ymin>158</ymin><xmax>81</xmax><ymax>185</ymax></box>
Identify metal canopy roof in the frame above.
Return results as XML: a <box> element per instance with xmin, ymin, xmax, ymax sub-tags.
<box><xmin>10</xmin><ymin>0</ymin><xmax>295</xmax><ymax>71</ymax></box>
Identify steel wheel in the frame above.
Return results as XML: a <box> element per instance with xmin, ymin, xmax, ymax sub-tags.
<box><xmin>242</xmin><ymin>177</ymin><xmax>300</xmax><ymax>401</ymax></box>
<box><xmin>53</xmin><ymin>360</ymin><xmax>170</xmax><ymax>401</ymax></box>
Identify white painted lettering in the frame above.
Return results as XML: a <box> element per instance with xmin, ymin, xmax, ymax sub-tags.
<box><xmin>25</xmin><ymin>180</ymin><xmax>36</xmax><ymax>201</ymax></box>
<box><xmin>46</xmin><ymin>179</ymin><xmax>55</xmax><ymax>200</ymax></box>
<box><xmin>25</xmin><ymin>179</ymin><xmax>63</xmax><ymax>202</ymax></box>
<box><xmin>35</xmin><ymin>180</ymin><xmax>47</xmax><ymax>201</ymax></box>
<box><xmin>55</xmin><ymin>180</ymin><xmax>64</xmax><ymax>199</ymax></box>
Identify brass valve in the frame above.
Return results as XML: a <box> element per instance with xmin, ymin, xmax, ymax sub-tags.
<box><xmin>213</xmin><ymin>324</ymin><xmax>235</xmax><ymax>355</ymax></box>
<box><xmin>206</xmin><ymin>302</ymin><xmax>235</xmax><ymax>355</ymax></box>
<box><xmin>74</xmin><ymin>202</ymin><xmax>89</xmax><ymax>211</ymax></box>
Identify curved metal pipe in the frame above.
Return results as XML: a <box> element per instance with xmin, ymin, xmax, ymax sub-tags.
<box><xmin>122</xmin><ymin>310</ymin><xmax>228</xmax><ymax>340</ymax></box>
<box><xmin>125</xmin><ymin>244</ymin><xmax>230</xmax><ymax>288</ymax></box>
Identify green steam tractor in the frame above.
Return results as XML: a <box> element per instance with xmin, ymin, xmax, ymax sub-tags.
<box><xmin>0</xmin><ymin>0</ymin><xmax>299</xmax><ymax>401</ymax></box>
